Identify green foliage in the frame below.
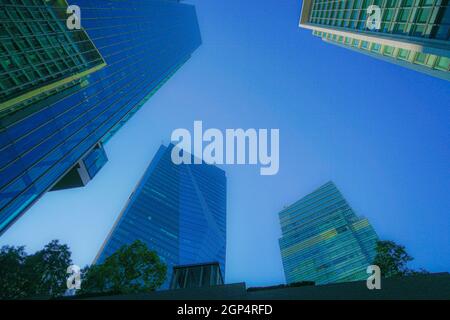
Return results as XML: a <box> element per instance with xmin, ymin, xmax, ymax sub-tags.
<box><xmin>0</xmin><ymin>246</ymin><xmax>28</xmax><ymax>299</ymax></box>
<box><xmin>373</xmin><ymin>240</ymin><xmax>427</xmax><ymax>278</ymax></box>
<box><xmin>24</xmin><ymin>240</ymin><xmax>72</xmax><ymax>297</ymax></box>
<box><xmin>0</xmin><ymin>240</ymin><xmax>72</xmax><ymax>299</ymax></box>
<box><xmin>79</xmin><ymin>240</ymin><xmax>167</xmax><ymax>295</ymax></box>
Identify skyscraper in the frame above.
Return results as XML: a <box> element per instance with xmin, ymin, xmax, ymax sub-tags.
<box><xmin>279</xmin><ymin>181</ymin><xmax>379</xmax><ymax>285</ymax></box>
<box><xmin>0</xmin><ymin>0</ymin><xmax>106</xmax><ymax>116</ymax></box>
<box><xmin>95</xmin><ymin>145</ymin><xmax>227</xmax><ymax>289</ymax></box>
<box><xmin>0</xmin><ymin>0</ymin><xmax>202</xmax><ymax>234</ymax></box>
<box><xmin>299</xmin><ymin>0</ymin><xmax>450</xmax><ymax>80</ymax></box>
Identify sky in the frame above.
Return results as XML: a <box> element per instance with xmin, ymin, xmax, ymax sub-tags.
<box><xmin>1</xmin><ymin>0</ymin><xmax>449</xmax><ymax>287</ymax></box>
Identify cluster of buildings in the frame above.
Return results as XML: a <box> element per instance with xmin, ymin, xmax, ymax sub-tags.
<box><xmin>0</xmin><ymin>0</ymin><xmax>448</xmax><ymax>291</ymax></box>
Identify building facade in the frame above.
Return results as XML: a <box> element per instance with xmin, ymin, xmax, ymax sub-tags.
<box><xmin>0</xmin><ymin>0</ymin><xmax>201</xmax><ymax>234</ymax></box>
<box><xmin>299</xmin><ymin>0</ymin><xmax>450</xmax><ymax>80</ymax></box>
<box><xmin>279</xmin><ymin>181</ymin><xmax>379</xmax><ymax>285</ymax></box>
<box><xmin>95</xmin><ymin>145</ymin><xmax>227</xmax><ymax>289</ymax></box>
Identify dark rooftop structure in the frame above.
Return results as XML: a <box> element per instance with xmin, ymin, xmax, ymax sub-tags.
<box><xmin>78</xmin><ymin>272</ymin><xmax>450</xmax><ymax>300</ymax></box>
<box><xmin>170</xmin><ymin>262</ymin><xmax>224</xmax><ymax>290</ymax></box>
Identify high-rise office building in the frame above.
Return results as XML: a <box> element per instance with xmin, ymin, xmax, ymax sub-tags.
<box><xmin>279</xmin><ymin>181</ymin><xmax>379</xmax><ymax>285</ymax></box>
<box><xmin>0</xmin><ymin>0</ymin><xmax>201</xmax><ymax>234</ymax></box>
<box><xmin>299</xmin><ymin>0</ymin><xmax>450</xmax><ymax>80</ymax></box>
<box><xmin>95</xmin><ymin>145</ymin><xmax>227</xmax><ymax>289</ymax></box>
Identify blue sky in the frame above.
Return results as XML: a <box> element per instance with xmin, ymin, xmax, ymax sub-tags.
<box><xmin>1</xmin><ymin>0</ymin><xmax>449</xmax><ymax>287</ymax></box>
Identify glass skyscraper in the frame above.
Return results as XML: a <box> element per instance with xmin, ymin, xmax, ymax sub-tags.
<box><xmin>95</xmin><ymin>145</ymin><xmax>227</xmax><ymax>289</ymax></box>
<box><xmin>279</xmin><ymin>181</ymin><xmax>379</xmax><ymax>285</ymax></box>
<box><xmin>300</xmin><ymin>0</ymin><xmax>450</xmax><ymax>80</ymax></box>
<box><xmin>0</xmin><ymin>0</ymin><xmax>201</xmax><ymax>234</ymax></box>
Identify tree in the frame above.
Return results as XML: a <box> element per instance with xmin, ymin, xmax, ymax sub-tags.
<box><xmin>0</xmin><ymin>246</ymin><xmax>28</xmax><ymax>299</ymax></box>
<box><xmin>372</xmin><ymin>240</ymin><xmax>427</xmax><ymax>278</ymax></box>
<box><xmin>23</xmin><ymin>240</ymin><xmax>72</xmax><ymax>298</ymax></box>
<box><xmin>0</xmin><ymin>240</ymin><xmax>72</xmax><ymax>299</ymax></box>
<box><xmin>79</xmin><ymin>240</ymin><xmax>167</xmax><ymax>295</ymax></box>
